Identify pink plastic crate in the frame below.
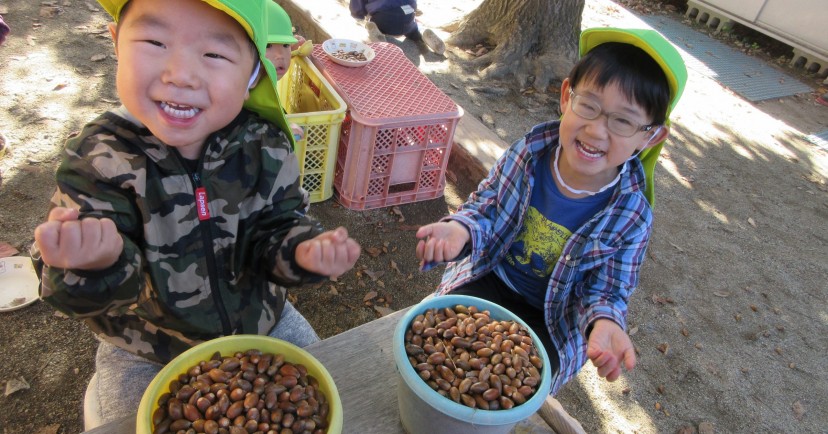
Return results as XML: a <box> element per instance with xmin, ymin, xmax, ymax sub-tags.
<box><xmin>312</xmin><ymin>43</ymin><xmax>463</xmax><ymax>210</ymax></box>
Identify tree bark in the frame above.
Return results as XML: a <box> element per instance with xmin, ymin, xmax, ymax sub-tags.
<box><xmin>447</xmin><ymin>0</ymin><xmax>585</xmax><ymax>90</ymax></box>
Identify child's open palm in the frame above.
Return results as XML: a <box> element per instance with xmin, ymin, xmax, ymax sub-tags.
<box><xmin>295</xmin><ymin>227</ymin><xmax>360</xmax><ymax>278</ymax></box>
<box><xmin>586</xmin><ymin>318</ymin><xmax>637</xmax><ymax>382</ymax></box>
<box><xmin>34</xmin><ymin>207</ymin><xmax>124</xmax><ymax>270</ymax></box>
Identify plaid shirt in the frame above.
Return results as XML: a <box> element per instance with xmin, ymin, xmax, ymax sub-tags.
<box><xmin>434</xmin><ymin>120</ymin><xmax>653</xmax><ymax>394</ymax></box>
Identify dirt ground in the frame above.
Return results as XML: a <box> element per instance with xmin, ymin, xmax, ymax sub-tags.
<box><xmin>1</xmin><ymin>0</ymin><xmax>827</xmax><ymax>433</ymax></box>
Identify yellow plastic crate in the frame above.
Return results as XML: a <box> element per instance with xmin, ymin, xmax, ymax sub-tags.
<box><xmin>277</xmin><ymin>56</ymin><xmax>347</xmax><ymax>203</ymax></box>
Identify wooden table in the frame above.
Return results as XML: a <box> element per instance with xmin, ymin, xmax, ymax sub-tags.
<box><xmin>83</xmin><ymin>307</ymin><xmax>551</xmax><ymax>434</ymax></box>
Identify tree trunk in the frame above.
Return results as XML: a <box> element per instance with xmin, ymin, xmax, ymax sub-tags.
<box><xmin>447</xmin><ymin>0</ymin><xmax>585</xmax><ymax>90</ymax></box>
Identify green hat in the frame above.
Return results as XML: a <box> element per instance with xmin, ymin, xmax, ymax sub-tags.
<box><xmin>96</xmin><ymin>0</ymin><xmax>294</xmax><ymax>147</ymax></box>
<box><xmin>267</xmin><ymin>1</ymin><xmax>298</xmax><ymax>44</ymax></box>
<box><xmin>579</xmin><ymin>27</ymin><xmax>688</xmax><ymax>207</ymax></box>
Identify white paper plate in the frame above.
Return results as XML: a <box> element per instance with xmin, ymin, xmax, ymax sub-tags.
<box><xmin>322</xmin><ymin>39</ymin><xmax>376</xmax><ymax>67</ymax></box>
<box><xmin>0</xmin><ymin>256</ymin><xmax>40</xmax><ymax>312</ymax></box>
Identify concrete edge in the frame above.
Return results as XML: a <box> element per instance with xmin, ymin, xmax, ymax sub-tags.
<box><xmin>275</xmin><ymin>0</ymin><xmax>510</xmax><ymax>179</ymax></box>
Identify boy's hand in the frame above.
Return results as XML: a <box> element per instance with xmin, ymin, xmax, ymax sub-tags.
<box><xmin>415</xmin><ymin>221</ymin><xmax>470</xmax><ymax>267</ymax></box>
<box><xmin>295</xmin><ymin>227</ymin><xmax>360</xmax><ymax>278</ymax></box>
<box><xmin>34</xmin><ymin>207</ymin><xmax>124</xmax><ymax>271</ymax></box>
<box><xmin>586</xmin><ymin>319</ymin><xmax>637</xmax><ymax>382</ymax></box>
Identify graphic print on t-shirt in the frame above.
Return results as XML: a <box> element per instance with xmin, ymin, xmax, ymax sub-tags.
<box><xmin>504</xmin><ymin>206</ymin><xmax>571</xmax><ymax>277</ymax></box>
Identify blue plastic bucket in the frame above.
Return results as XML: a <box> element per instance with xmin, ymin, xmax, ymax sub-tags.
<box><xmin>393</xmin><ymin>294</ymin><xmax>553</xmax><ymax>434</ymax></box>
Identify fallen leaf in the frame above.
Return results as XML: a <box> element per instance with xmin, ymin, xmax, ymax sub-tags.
<box><xmin>365</xmin><ymin>246</ymin><xmax>382</xmax><ymax>258</ymax></box>
<box><xmin>792</xmin><ymin>400</ymin><xmax>805</xmax><ymax>420</ymax></box>
<box><xmin>328</xmin><ymin>285</ymin><xmax>338</xmax><ymax>296</ymax></box>
<box><xmin>654</xmin><ymin>402</ymin><xmax>662</xmax><ymax>410</ymax></box>
<box><xmin>628</xmin><ymin>326</ymin><xmax>639</xmax><ymax>336</ymax></box>
<box><xmin>390</xmin><ymin>260</ymin><xmax>401</xmax><ymax>274</ymax></box>
<box><xmin>363</xmin><ymin>291</ymin><xmax>377</xmax><ymax>302</ymax></box>
<box><xmin>734</xmin><ymin>313</ymin><xmax>742</xmax><ymax>321</ymax></box>
<box><xmin>40</xmin><ymin>6</ymin><xmax>63</xmax><ymax>17</ymax></box>
<box><xmin>657</xmin><ymin>384</ymin><xmax>665</xmax><ymax>394</ymax></box>
<box><xmin>35</xmin><ymin>424</ymin><xmax>61</xmax><ymax>434</ymax></box>
<box><xmin>775</xmin><ymin>347</ymin><xmax>783</xmax><ymax>356</ymax></box>
<box><xmin>656</xmin><ymin>343</ymin><xmax>669</xmax><ymax>355</ymax></box>
<box><xmin>363</xmin><ymin>269</ymin><xmax>384</xmax><ymax>281</ymax></box>
<box><xmin>4</xmin><ymin>377</ymin><xmax>30</xmax><ymax>396</ymax></box>
<box><xmin>681</xmin><ymin>327</ymin><xmax>690</xmax><ymax>337</ymax></box>
<box><xmin>52</xmin><ymin>82</ymin><xmax>68</xmax><ymax>91</ymax></box>
<box><xmin>698</xmin><ymin>421</ymin><xmax>714</xmax><ymax>434</ymax></box>
<box><xmin>0</xmin><ymin>242</ymin><xmax>20</xmax><ymax>258</ymax></box>
<box><xmin>748</xmin><ymin>217</ymin><xmax>757</xmax><ymax>227</ymax></box>
<box><xmin>374</xmin><ymin>306</ymin><xmax>394</xmax><ymax>317</ymax></box>
<box><xmin>391</xmin><ymin>206</ymin><xmax>404</xmax><ymax>220</ymax></box>
<box><xmin>750</xmin><ymin>304</ymin><xmax>758</xmax><ymax>312</ymax></box>
<box><xmin>651</xmin><ymin>294</ymin><xmax>674</xmax><ymax>305</ymax></box>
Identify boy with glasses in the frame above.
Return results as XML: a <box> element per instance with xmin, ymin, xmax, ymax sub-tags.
<box><xmin>415</xmin><ymin>27</ymin><xmax>686</xmax><ymax>432</ymax></box>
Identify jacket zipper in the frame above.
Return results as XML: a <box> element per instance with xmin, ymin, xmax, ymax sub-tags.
<box><xmin>190</xmin><ymin>170</ymin><xmax>233</xmax><ymax>335</ymax></box>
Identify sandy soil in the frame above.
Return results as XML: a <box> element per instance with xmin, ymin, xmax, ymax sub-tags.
<box><xmin>0</xmin><ymin>0</ymin><xmax>827</xmax><ymax>433</ymax></box>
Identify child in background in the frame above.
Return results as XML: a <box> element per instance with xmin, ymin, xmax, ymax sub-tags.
<box><xmin>415</xmin><ymin>27</ymin><xmax>687</xmax><ymax>432</ymax></box>
<box><xmin>0</xmin><ymin>14</ymin><xmax>9</xmax><ymax>45</ymax></box>
<box><xmin>32</xmin><ymin>0</ymin><xmax>360</xmax><ymax>426</ymax></box>
<box><xmin>349</xmin><ymin>0</ymin><xmax>445</xmax><ymax>54</ymax></box>
<box><xmin>254</xmin><ymin>0</ymin><xmax>306</xmax><ymax>141</ymax></box>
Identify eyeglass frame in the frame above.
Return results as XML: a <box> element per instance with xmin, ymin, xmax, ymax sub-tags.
<box><xmin>567</xmin><ymin>89</ymin><xmax>658</xmax><ymax>138</ymax></box>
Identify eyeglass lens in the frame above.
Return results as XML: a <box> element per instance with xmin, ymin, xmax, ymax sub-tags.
<box><xmin>570</xmin><ymin>92</ymin><xmax>648</xmax><ymax>137</ymax></box>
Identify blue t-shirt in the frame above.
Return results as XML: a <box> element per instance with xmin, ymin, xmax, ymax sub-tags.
<box><xmin>495</xmin><ymin>148</ymin><xmax>613</xmax><ymax>307</ymax></box>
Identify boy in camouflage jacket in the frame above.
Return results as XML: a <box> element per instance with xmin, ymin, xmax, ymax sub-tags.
<box><xmin>31</xmin><ymin>0</ymin><xmax>360</xmax><ymax>425</ymax></box>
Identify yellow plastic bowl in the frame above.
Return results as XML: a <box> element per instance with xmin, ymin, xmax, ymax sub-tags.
<box><xmin>136</xmin><ymin>335</ymin><xmax>343</xmax><ymax>434</ymax></box>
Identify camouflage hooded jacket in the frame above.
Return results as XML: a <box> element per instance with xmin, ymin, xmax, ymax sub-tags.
<box><xmin>35</xmin><ymin>108</ymin><xmax>324</xmax><ymax>364</ymax></box>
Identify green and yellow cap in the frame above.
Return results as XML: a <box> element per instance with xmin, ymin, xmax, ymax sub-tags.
<box><xmin>96</xmin><ymin>0</ymin><xmax>294</xmax><ymax>147</ymax></box>
<box><xmin>579</xmin><ymin>27</ymin><xmax>688</xmax><ymax>206</ymax></box>
<box><xmin>266</xmin><ymin>1</ymin><xmax>298</xmax><ymax>44</ymax></box>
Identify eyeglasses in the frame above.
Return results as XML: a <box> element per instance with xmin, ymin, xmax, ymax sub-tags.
<box><xmin>568</xmin><ymin>89</ymin><xmax>656</xmax><ymax>137</ymax></box>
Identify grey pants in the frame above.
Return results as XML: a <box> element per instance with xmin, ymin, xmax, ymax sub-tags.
<box><xmin>87</xmin><ymin>302</ymin><xmax>320</xmax><ymax>425</ymax></box>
